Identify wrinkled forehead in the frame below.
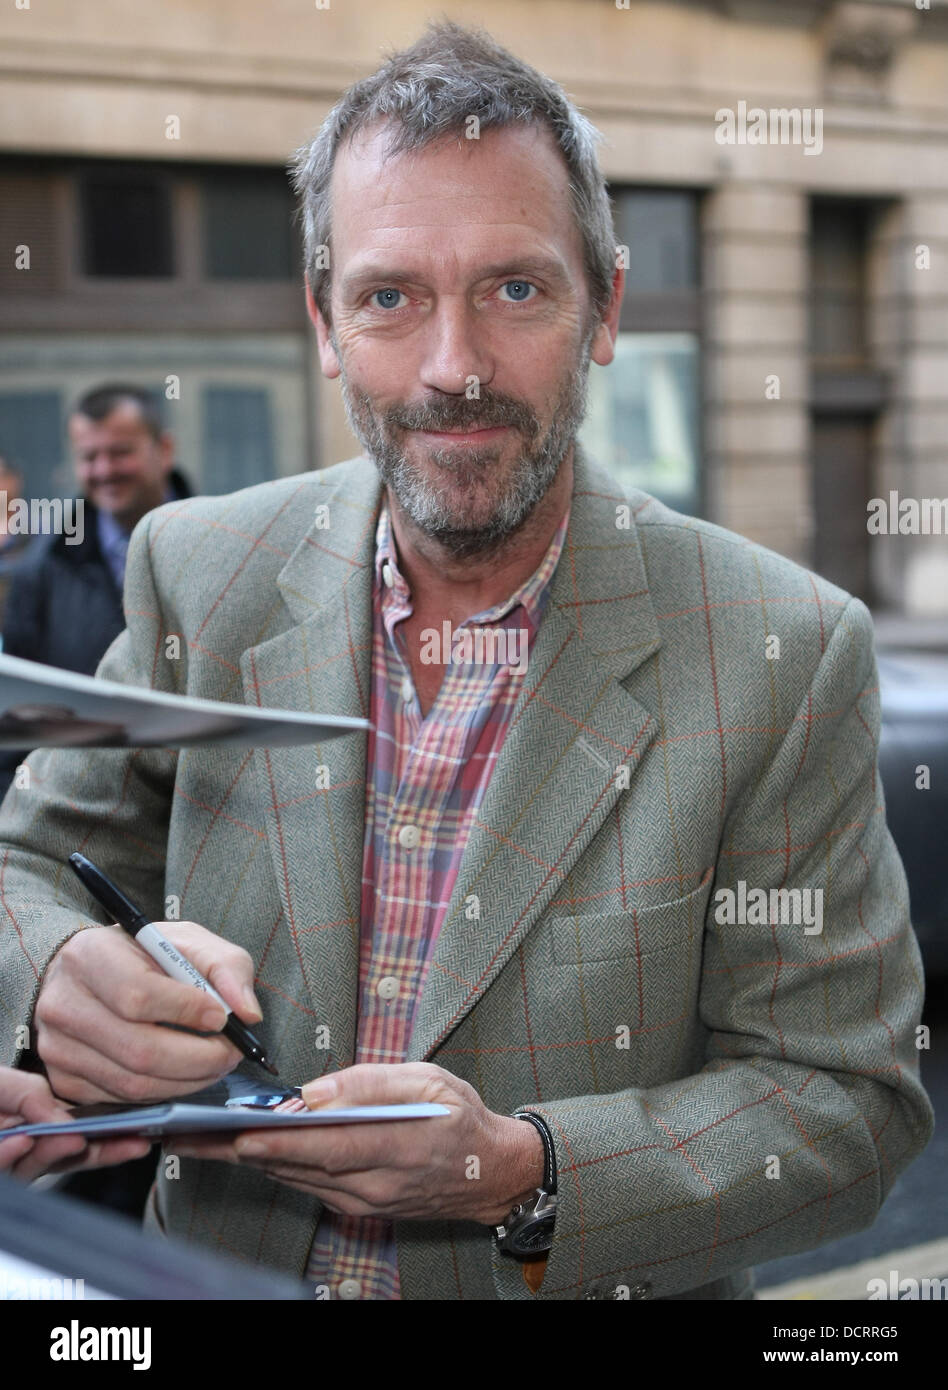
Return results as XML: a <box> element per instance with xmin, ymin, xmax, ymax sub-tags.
<box><xmin>328</xmin><ymin>119</ymin><xmax>584</xmax><ymax>278</ymax></box>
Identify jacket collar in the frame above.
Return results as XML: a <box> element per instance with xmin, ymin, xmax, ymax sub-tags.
<box><xmin>274</xmin><ymin>444</ymin><xmax>660</xmax><ymax>684</ymax></box>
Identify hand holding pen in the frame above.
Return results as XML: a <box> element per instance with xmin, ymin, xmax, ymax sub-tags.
<box><xmin>29</xmin><ymin>854</ymin><xmax>278</xmax><ymax>1106</ymax></box>
<box><xmin>68</xmin><ymin>854</ymin><xmax>279</xmax><ymax>1076</ymax></box>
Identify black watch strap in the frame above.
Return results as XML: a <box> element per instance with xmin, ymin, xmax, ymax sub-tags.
<box><xmin>515</xmin><ymin>1111</ymin><xmax>557</xmax><ymax>1195</ymax></box>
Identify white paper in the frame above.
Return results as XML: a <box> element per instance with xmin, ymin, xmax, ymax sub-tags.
<box><xmin>0</xmin><ymin>652</ymin><xmax>370</xmax><ymax>748</ymax></box>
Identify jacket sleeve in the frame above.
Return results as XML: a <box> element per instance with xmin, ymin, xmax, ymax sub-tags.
<box><xmin>492</xmin><ymin>595</ymin><xmax>934</xmax><ymax>1300</ymax></box>
<box><xmin>0</xmin><ymin>512</ymin><xmax>178</xmax><ymax>1068</ymax></box>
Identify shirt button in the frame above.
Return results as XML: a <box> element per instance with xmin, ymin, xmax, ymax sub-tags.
<box><xmin>381</xmin><ymin>562</ymin><xmax>394</xmax><ymax>589</ymax></box>
<box><xmin>338</xmin><ymin>1279</ymin><xmax>362</xmax><ymax>1300</ymax></box>
<box><xmin>398</xmin><ymin>823</ymin><xmax>421</xmax><ymax>850</ymax></box>
<box><xmin>400</xmin><ymin>676</ymin><xmax>413</xmax><ymax>703</ymax></box>
<box><xmin>377</xmin><ymin>975</ymin><xmax>399</xmax><ymax>1000</ymax></box>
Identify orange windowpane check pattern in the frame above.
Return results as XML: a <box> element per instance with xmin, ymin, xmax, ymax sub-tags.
<box><xmin>0</xmin><ymin>446</ymin><xmax>932</xmax><ymax>1301</ymax></box>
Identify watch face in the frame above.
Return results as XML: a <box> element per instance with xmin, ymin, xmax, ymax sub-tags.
<box><xmin>512</xmin><ymin>1213</ymin><xmax>556</xmax><ymax>1255</ymax></box>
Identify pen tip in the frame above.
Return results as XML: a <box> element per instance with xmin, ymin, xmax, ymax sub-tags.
<box><xmin>262</xmin><ymin>1058</ymin><xmax>279</xmax><ymax>1076</ymax></box>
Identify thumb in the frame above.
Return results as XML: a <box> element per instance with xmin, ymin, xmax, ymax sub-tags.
<box><xmin>300</xmin><ymin>1062</ymin><xmax>425</xmax><ymax>1110</ymax></box>
<box><xmin>300</xmin><ymin>1071</ymin><xmax>343</xmax><ymax>1110</ymax></box>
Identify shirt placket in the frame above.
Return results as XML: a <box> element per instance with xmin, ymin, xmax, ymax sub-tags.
<box><xmin>315</xmin><ymin>503</ymin><xmax>568</xmax><ymax>1298</ymax></box>
<box><xmin>360</xmin><ymin>624</ymin><xmax>493</xmax><ymax>1060</ymax></box>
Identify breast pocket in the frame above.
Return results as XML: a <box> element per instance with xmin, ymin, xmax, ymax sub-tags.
<box><xmin>549</xmin><ymin>868</ymin><xmax>713</xmax><ymax>968</ymax></box>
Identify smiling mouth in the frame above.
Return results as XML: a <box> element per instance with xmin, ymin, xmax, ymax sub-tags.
<box><xmin>413</xmin><ymin>425</ymin><xmax>510</xmax><ymax>444</ymax></box>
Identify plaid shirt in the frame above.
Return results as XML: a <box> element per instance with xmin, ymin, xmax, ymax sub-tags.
<box><xmin>304</xmin><ymin>496</ymin><xmax>570</xmax><ymax>1299</ymax></box>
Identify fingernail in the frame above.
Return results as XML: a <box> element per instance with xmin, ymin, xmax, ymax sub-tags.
<box><xmin>302</xmin><ymin>1076</ymin><xmax>338</xmax><ymax>1107</ymax></box>
<box><xmin>242</xmin><ymin>988</ymin><xmax>263</xmax><ymax>1022</ymax></box>
<box><xmin>200</xmin><ymin>1005</ymin><xmax>225</xmax><ymax>1030</ymax></box>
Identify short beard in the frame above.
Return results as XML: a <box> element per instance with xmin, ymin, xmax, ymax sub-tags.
<box><xmin>335</xmin><ymin>332</ymin><xmax>593</xmax><ymax>561</ymax></box>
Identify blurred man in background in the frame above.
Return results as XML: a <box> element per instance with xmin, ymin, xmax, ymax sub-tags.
<box><xmin>0</xmin><ymin>386</ymin><xmax>192</xmax><ymax>1206</ymax></box>
<box><xmin>2</xmin><ymin>383</ymin><xmax>191</xmax><ymax>676</ymax></box>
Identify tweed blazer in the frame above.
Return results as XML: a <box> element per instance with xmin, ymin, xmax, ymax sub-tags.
<box><xmin>0</xmin><ymin>447</ymin><xmax>933</xmax><ymax>1300</ymax></box>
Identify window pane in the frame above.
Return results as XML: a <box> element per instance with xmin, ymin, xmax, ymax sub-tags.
<box><xmin>80</xmin><ymin>173</ymin><xmax>173</xmax><ymax>277</ymax></box>
<box><xmin>0</xmin><ymin>332</ymin><xmax>307</xmax><ymax>496</ymax></box>
<box><xmin>811</xmin><ymin>414</ymin><xmax>872</xmax><ymax>602</ymax></box>
<box><xmin>204</xmin><ymin>172</ymin><xmax>295</xmax><ymax>279</ymax></box>
<box><xmin>202</xmin><ymin>386</ymin><xmax>275</xmax><ymax>493</ymax></box>
<box><xmin>809</xmin><ymin>199</ymin><xmax>869</xmax><ymax>364</ymax></box>
<box><xmin>579</xmin><ymin>333</ymin><xmax>700</xmax><ymax>512</ymax></box>
<box><xmin>0</xmin><ymin>390</ymin><xmax>62</xmax><ymax>499</ymax></box>
<box><xmin>613</xmin><ymin>190</ymin><xmax>698</xmax><ymax>292</ymax></box>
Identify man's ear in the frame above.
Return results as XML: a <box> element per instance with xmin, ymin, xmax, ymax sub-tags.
<box><xmin>305</xmin><ymin>275</ymin><xmax>340</xmax><ymax>380</ymax></box>
<box><xmin>589</xmin><ymin>264</ymin><xmax>625</xmax><ymax>368</ymax></box>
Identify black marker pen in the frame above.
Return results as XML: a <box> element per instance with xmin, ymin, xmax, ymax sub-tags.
<box><xmin>68</xmin><ymin>851</ymin><xmax>279</xmax><ymax>1077</ymax></box>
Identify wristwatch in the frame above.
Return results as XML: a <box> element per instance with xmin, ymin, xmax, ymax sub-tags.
<box><xmin>494</xmin><ymin>1111</ymin><xmax>558</xmax><ymax>1256</ymax></box>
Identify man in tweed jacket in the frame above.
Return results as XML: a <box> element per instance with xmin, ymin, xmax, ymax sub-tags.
<box><xmin>0</xmin><ymin>23</ymin><xmax>933</xmax><ymax>1300</ymax></box>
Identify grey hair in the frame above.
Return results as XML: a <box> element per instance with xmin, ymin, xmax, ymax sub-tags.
<box><xmin>289</xmin><ymin>20</ymin><xmax>615</xmax><ymax>328</ymax></box>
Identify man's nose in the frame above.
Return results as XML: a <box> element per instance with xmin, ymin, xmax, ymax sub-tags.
<box><xmin>418</xmin><ymin>297</ymin><xmax>494</xmax><ymax>396</ymax></box>
<box><xmin>80</xmin><ymin>452</ymin><xmax>118</xmax><ymax>475</ymax></box>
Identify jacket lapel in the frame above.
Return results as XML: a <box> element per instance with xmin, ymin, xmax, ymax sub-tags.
<box><xmin>406</xmin><ymin>449</ymin><xmax>661</xmax><ymax>1061</ymax></box>
<box><xmin>240</xmin><ymin>459</ymin><xmax>382</xmax><ymax>1071</ymax></box>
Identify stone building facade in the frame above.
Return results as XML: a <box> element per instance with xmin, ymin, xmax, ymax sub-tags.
<box><xmin>1</xmin><ymin>0</ymin><xmax>946</xmax><ymax>616</ymax></box>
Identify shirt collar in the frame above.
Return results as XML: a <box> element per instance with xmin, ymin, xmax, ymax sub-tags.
<box><xmin>96</xmin><ymin>482</ymin><xmax>177</xmax><ymax>582</ymax></box>
<box><xmin>96</xmin><ymin>505</ymin><xmax>130</xmax><ymax>547</ymax></box>
<box><xmin>95</xmin><ymin>482</ymin><xmax>177</xmax><ymax>539</ymax></box>
<box><xmin>373</xmin><ymin>495</ymin><xmax>570</xmax><ymax>632</ymax></box>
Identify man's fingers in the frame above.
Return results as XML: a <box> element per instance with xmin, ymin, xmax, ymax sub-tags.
<box><xmin>0</xmin><ymin>1071</ymin><xmax>99</xmax><ymax>1171</ymax></box>
<box><xmin>34</xmin><ymin>925</ymin><xmax>265</xmax><ymax>1106</ymax></box>
<box><xmin>42</xmin><ymin>928</ymin><xmax>229</xmax><ymax>1034</ymax></box>
<box><xmin>13</xmin><ymin>1134</ymin><xmax>89</xmax><ymax>1183</ymax></box>
<box><xmin>300</xmin><ymin>1061</ymin><xmax>450</xmax><ymax>1110</ymax></box>
<box><xmin>7</xmin><ymin>1133</ymin><xmax>151</xmax><ymax>1182</ymax></box>
<box><xmin>41</xmin><ymin>1023</ymin><xmax>240</xmax><ymax>1104</ymax></box>
<box><xmin>42</xmin><ymin>984</ymin><xmax>241</xmax><ymax>1085</ymax></box>
<box><xmin>41</xmin><ymin>1068</ymin><xmax>128</xmax><ymax>1106</ymax></box>
<box><xmin>64</xmin><ymin>1136</ymin><xmax>154</xmax><ymax>1172</ymax></box>
<box><xmin>78</xmin><ymin>942</ymin><xmax>230</xmax><ymax>1033</ymax></box>
<box><xmin>0</xmin><ymin>1132</ymin><xmax>37</xmax><ymax>1171</ymax></box>
<box><xmin>0</xmin><ymin>1069</ymin><xmax>64</xmax><ymax>1122</ymax></box>
<box><xmin>177</xmin><ymin>1117</ymin><xmax>406</xmax><ymax>1176</ymax></box>
<box><xmin>160</xmin><ymin>926</ymin><xmax>262</xmax><ymax>1023</ymax></box>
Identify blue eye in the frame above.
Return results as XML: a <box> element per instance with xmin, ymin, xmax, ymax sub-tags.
<box><xmin>499</xmin><ymin>280</ymin><xmax>535</xmax><ymax>302</ymax></box>
<box><xmin>373</xmin><ymin>288</ymin><xmax>404</xmax><ymax>310</ymax></box>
